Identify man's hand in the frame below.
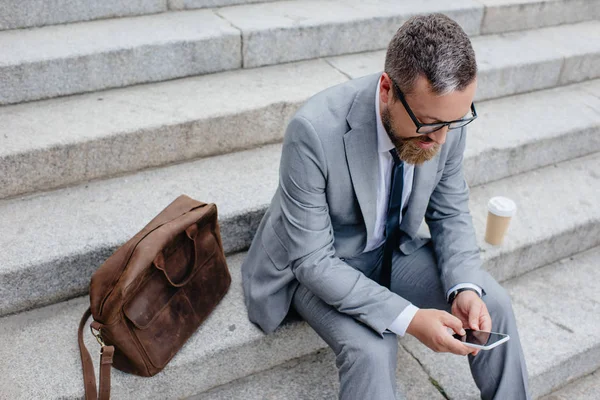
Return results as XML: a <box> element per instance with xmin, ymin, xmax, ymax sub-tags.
<box><xmin>451</xmin><ymin>290</ymin><xmax>492</xmax><ymax>356</ymax></box>
<box><xmin>406</xmin><ymin>309</ymin><xmax>475</xmax><ymax>356</ymax></box>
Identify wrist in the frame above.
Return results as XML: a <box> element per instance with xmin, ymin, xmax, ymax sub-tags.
<box><xmin>448</xmin><ymin>288</ymin><xmax>480</xmax><ymax>305</ymax></box>
<box><xmin>406</xmin><ymin>309</ymin><xmax>422</xmax><ymax>336</ymax></box>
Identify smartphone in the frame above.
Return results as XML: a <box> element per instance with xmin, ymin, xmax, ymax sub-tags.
<box><xmin>453</xmin><ymin>329</ymin><xmax>510</xmax><ymax>350</ymax></box>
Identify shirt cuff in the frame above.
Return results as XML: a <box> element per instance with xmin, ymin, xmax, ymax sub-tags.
<box><xmin>446</xmin><ymin>283</ymin><xmax>483</xmax><ymax>302</ymax></box>
<box><xmin>385</xmin><ymin>304</ymin><xmax>419</xmax><ymax>336</ymax></box>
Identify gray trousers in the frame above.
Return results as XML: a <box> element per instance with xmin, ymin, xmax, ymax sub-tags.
<box><xmin>291</xmin><ymin>242</ymin><xmax>531</xmax><ymax>400</ymax></box>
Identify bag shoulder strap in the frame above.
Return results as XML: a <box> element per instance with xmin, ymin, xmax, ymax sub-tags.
<box><xmin>79</xmin><ymin>308</ymin><xmax>114</xmax><ymax>400</ymax></box>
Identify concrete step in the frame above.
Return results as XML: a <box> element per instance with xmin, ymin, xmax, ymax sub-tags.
<box><xmin>2</xmin><ymin>21</ymin><xmax>599</xmax><ymax>199</ymax></box>
<box><xmin>540</xmin><ymin>369</ymin><xmax>600</xmax><ymax>400</ymax></box>
<box><xmin>195</xmin><ymin>247</ymin><xmax>600</xmax><ymax>400</ymax></box>
<box><xmin>328</xmin><ymin>21</ymin><xmax>600</xmax><ymax>100</ymax></box>
<box><xmin>1</xmin><ymin>239</ymin><xmax>598</xmax><ymax>399</ymax></box>
<box><xmin>188</xmin><ymin>346</ymin><xmax>446</xmax><ymax>400</ymax></box>
<box><xmin>402</xmin><ymin>246</ymin><xmax>600</xmax><ymax>399</ymax></box>
<box><xmin>0</xmin><ymin>0</ymin><xmax>277</xmax><ymax>31</ymax></box>
<box><xmin>0</xmin><ymin>0</ymin><xmax>168</xmax><ymax>31</ymax></box>
<box><xmin>1</xmin><ymin>1</ymin><xmax>599</xmax><ymax>105</ymax></box>
<box><xmin>2</xmin><ymin>0</ymin><xmax>597</xmax><ymax>33</ymax></box>
<box><xmin>476</xmin><ymin>0</ymin><xmax>600</xmax><ymax>34</ymax></box>
<box><xmin>1</xmin><ymin>120</ymin><xmax>599</xmax><ymax>317</ymax></box>
<box><xmin>0</xmin><ymin>10</ymin><xmax>242</xmax><ymax>106</ymax></box>
<box><xmin>0</xmin><ymin>59</ymin><xmax>346</xmax><ymax>200</ymax></box>
<box><xmin>216</xmin><ymin>0</ymin><xmax>600</xmax><ymax>68</ymax></box>
<box><xmin>169</xmin><ymin>0</ymin><xmax>277</xmax><ymax>11</ymax></box>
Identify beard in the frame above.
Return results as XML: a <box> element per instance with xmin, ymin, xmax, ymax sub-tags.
<box><xmin>381</xmin><ymin>107</ymin><xmax>440</xmax><ymax>165</ymax></box>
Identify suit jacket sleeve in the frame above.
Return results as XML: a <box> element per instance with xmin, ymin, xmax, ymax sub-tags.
<box><xmin>274</xmin><ymin>115</ymin><xmax>410</xmax><ymax>337</ymax></box>
<box><xmin>425</xmin><ymin>127</ymin><xmax>488</xmax><ymax>296</ymax></box>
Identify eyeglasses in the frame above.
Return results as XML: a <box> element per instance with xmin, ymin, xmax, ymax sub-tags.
<box><xmin>390</xmin><ymin>77</ymin><xmax>477</xmax><ymax>134</ymax></box>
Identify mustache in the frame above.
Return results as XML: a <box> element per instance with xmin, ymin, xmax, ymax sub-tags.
<box><xmin>381</xmin><ymin>107</ymin><xmax>440</xmax><ymax>165</ymax></box>
<box><xmin>406</xmin><ymin>135</ymin><xmax>434</xmax><ymax>143</ymax></box>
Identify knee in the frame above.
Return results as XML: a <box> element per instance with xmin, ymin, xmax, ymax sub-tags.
<box><xmin>336</xmin><ymin>334</ymin><xmax>397</xmax><ymax>371</ymax></box>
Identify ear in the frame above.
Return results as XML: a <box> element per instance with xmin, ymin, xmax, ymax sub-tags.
<box><xmin>379</xmin><ymin>73</ymin><xmax>393</xmax><ymax>104</ymax></box>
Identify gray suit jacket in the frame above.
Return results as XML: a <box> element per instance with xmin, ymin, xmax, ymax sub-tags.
<box><xmin>241</xmin><ymin>73</ymin><xmax>488</xmax><ymax>336</ymax></box>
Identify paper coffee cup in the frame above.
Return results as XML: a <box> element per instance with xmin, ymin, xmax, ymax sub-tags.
<box><xmin>485</xmin><ymin>196</ymin><xmax>517</xmax><ymax>245</ymax></box>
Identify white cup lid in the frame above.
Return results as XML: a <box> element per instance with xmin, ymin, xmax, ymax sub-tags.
<box><xmin>488</xmin><ymin>196</ymin><xmax>517</xmax><ymax>217</ymax></box>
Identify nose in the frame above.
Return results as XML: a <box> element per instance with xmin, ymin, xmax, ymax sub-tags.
<box><xmin>427</xmin><ymin>126</ymin><xmax>448</xmax><ymax>145</ymax></box>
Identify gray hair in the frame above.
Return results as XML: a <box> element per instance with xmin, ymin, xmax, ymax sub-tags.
<box><xmin>384</xmin><ymin>13</ymin><xmax>477</xmax><ymax>96</ymax></box>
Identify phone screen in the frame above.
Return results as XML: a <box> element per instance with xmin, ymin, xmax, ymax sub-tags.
<box><xmin>453</xmin><ymin>329</ymin><xmax>508</xmax><ymax>346</ymax></box>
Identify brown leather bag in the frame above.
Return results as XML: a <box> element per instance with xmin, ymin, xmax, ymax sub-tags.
<box><xmin>78</xmin><ymin>195</ymin><xmax>232</xmax><ymax>400</ymax></box>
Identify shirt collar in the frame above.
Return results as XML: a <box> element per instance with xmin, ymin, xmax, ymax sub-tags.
<box><xmin>375</xmin><ymin>76</ymin><xmax>395</xmax><ymax>154</ymax></box>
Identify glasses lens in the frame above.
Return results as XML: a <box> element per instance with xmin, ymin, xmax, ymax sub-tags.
<box><xmin>417</xmin><ymin>124</ymin><xmax>446</xmax><ymax>134</ymax></box>
<box><xmin>448</xmin><ymin>119</ymin><xmax>475</xmax><ymax>130</ymax></box>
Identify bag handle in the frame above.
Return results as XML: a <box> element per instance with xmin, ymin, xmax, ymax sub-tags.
<box><xmin>98</xmin><ymin>203</ymin><xmax>209</xmax><ymax>316</ymax></box>
<box><xmin>153</xmin><ymin>223</ymin><xmax>199</xmax><ymax>287</ymax></box>
<box><xmin>79</xmin><ymin>307</ymin><xmax>114</xmax><ymax>400</ymax></box>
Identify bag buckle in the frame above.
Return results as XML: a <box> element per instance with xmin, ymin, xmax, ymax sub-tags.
<box><xmin>90</xmin><ymin>325</ymin><xmax>106</xmax><ymax>348</ymax></box>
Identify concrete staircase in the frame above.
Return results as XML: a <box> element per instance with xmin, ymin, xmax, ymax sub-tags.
<box><xmin>0</xmin><ymin>0</ymin><xmax>599</xmax><ymax>398</ymax></box>
<box><xmin>539</xmin><ymin>370</ymin><xmax>600</xmax><ymax>400</ymax></box>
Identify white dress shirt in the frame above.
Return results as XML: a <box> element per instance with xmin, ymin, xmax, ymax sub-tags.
<box><xmin>367</xmin><ymin>78</ymin><xmax>481</xmax><ymax>336</ymax></box>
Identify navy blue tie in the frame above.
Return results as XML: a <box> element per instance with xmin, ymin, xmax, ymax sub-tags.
<box><xmin>380</xmin><ymin>149</ymin><xmax>403</xmax><ymax>289</ymax></box>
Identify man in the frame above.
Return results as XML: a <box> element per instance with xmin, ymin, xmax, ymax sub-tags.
<box><xmin>241</xmin><ymin>13</ymin><xmax>530</xmax><ymax>399</ymax></box>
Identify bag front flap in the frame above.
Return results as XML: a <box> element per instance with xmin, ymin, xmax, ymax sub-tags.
<box><xmin>122</xmin><ymin>219</ymin><xmax>221</xmax><ymax>329</ymax></box>
<box><xmin>122</xmin><ymin>272</ymin><xmax>177</xmax><ymax>330</ymax></box>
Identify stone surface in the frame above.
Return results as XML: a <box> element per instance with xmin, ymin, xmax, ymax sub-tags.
<box><xmin>470</xmin><ymin>153</ymin><xmax>600</xmax><ymax>283</ymax></box>
<box><xmin>191</xmin><ymin>346</ymin><xmax>445</xmax><ymax>400</ymax></box>
<box><xmin>325</xmin><ymin>50</ymin><xmax>385</xmax><ymax>80</ymax></box>
<box><xmin>0</xmin><ymin>10</ymin><xmax>241</xmax><ymax>105</ymax></box>
<box><xmin>466</xmin><ymin>21</ymin><xmax>600</xmax><ymax>100</ymax></box>
<box><xmin>1</xmin><ymin>140</ymin><xmax>600</xmax><ymax>320</ymax></box>
<box><xmin>540</xmin><ymin>370</ymin><xmax>600</xmax><ymax>400</ymax></box>
<box><xmin>1</xmin><ymin>245</ymin><xmax>598</xmax><ymax>399</ymax></box>
<box><xmin>0</xmin><ymin>249</ymin><xmax>442</xmax><ymax>400</ymax></box>
<box><xmin>1</xmin><ymin>1</ymin><xmax>598</xmax><ymax>106</ymax></box>
<box><xmin>505</xmin><ymin>248</ymin><xmax>600</xmax><ymax>398</ymax></box>
<box><xmin>403</xmin><ymin>247</ymin><xmax>600</xmax><ymax>399</ymax></box>
<box><xmin>0</xmin><ymin>253</ymin><xmax>325</xmax><ymax>400</ymax></box>
<box><xmin>0</xmin><ymin>0</ymin><xmax>167</xmax><ymax>31</ymax></box>
<box><xmin>327</xmin><ymin>21</ymin><xmax>600</xmax><ymax>101</ymax></box>
<box><xmin>478</xmin><ymin>0</ymin><xmax>600</xmax><ymax>34</ymax></box>
<box><xmin>217</xmin><ymin>0</ymin><xmax>484</xmax><ymax>68</ymax></box>
<box><xmin>549</xmin><ymin>21</ymin><xmax>600</xmax><ymax>85</ymax></box>
<box><xmin>0</xmin><ymin>59</ymin><xmax>346</xmax><ymax>199</ymax></box>
<box><xmin>473</xmin><ymin>27</ymin><xmax>562</xmax><ymax>101</ymax></box>
<box><xmin>2</xmin><ymin>21</ymin><xmax>599</xmax><ymax>200</ymax></box>
<box><xmin>464</xmin><ymin>79</ymin><xmax>600</xmax><ymax>186</ymax></box>
<box><xmin>169</xmin><ymin>0</ymin><xmax>274</xmax><ymax>9</ymax></box>
<box><xmin>0</xmin><ymin>144</ymin><xmax>283</xmax><ymax>316</ymax></box>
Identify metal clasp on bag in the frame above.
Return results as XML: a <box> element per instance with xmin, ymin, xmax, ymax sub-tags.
<box><xmin>90</xmin><ymin>325</ymin><xmax>106</xmax><ymax>349</ymax></box>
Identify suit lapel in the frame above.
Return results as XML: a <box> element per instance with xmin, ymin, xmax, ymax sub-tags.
<box><xmin>343</xmin><ymin>74</ymin><xmax>381</xmax><ymax>249</ymax></box>
<box><xmin>344</xmin><ymin>128</ymin><xmax>379</xmax><ymax>248</ymax></box>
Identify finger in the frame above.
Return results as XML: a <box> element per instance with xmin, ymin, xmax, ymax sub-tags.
<box><xmin>480</xmin><ymin>309</ymin><xmax>492</xmax><ymax>332</ymax></box>
<box><xmin>468</xmin><ymin>302</ymin><xmax>481</xmax><ymax>331</ymax></box>
<box><xmin>443</xmin><ymin>335</ymin><xmax>472</xmax><ymax>356</ymax></box>
<box><xmin>452</xmin><ymin>310</ymin><xmax>470</xmax><ymax>329</ymax></box>
<box><xmin>443</xmin><ymin>313</ymin><xmax>466</xmax><ymax>336</ymax></box>
<box><xmin>451</xmin><ymin>305</ymin><xmax>469</xmax><ymax>326</ymax></box>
